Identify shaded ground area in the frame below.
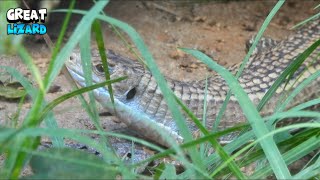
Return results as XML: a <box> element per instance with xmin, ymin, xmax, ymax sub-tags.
<box><xmin>0</xmin><ymin>0</ymin><xmax>318</xmax><ymax>176</ymax></box>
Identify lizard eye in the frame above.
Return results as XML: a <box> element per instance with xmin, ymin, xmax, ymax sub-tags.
<box><xmin>94</xmin><ymin>63</ymin><xmax>114</xmax><ymax>74</ymax></box>
<box><xmin>95</xmin><ymin>64</ymin><xmax>104</xmax><ymax>73</ymax></box>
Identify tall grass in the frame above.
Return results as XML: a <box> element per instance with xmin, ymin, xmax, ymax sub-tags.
<box><xmin>0</xmin><ymin>0</ymin><xmax>319</xmax><ymax>179</ymax></box>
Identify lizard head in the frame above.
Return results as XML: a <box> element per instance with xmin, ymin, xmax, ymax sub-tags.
<box><xmin>65</xmin><ymin>49</ymin><xmax>146</xmax><ymax>102</ymax></box>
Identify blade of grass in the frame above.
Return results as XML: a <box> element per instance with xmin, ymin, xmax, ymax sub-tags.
<box><xmin>11</xmin><ymin>94</ymin><xmax>26</xmax><ymax>128</ymax></box>
<box><xmin>109</xmin><ymin>24</ymin><xmax>146</xmax><ymax>66</ymax></box>
<box><xmin>211</xmin><ymin>123</ymin><xmax>320</xmax><ymax>178</ymax></box>
<box><xmin>291</xmin><ymin>13</ymin><xmax>320</xmax><ymax>29</ymax></box>
<box><xmin>206</xmin><ymin>37</ymin><xmax>320</xmax><ymax>169</ymax></box>
<box><xmin>3</xmin><ymin>46</ymin><xmax>48</xmax><ymax>178</ymax></box>
<box><xmin>79</xmin><ymin>29</ymin><xmax>98</xmax><ymax>120</ymax></box>
<box><xmin>206</xmin><ymin>105</ymin><xmax>320</xmax><ymax>172</ymax></box>
<box><xmin>289</xmin><ymin>98</ymin><xmax>320</xmax><ymax>112</ymax></box>
<box><xmin>0</xmin><ymin>128</ymin><xmax>165</xmax><ymax>158</ymax></box>
<box><xmin>174</xmin><ymin>96</ymin><xmax>245</xmax><ymax>179</ymax></box>
<box><xmin>17</xmin><ymin>48</ymin><xmax>44</xmax><ymax>93</ymax></box>
<box><xmin>227</xmin><ymin>128</ymin><xmax>320</xmax><ymax>177</ymax></box>
<box><xmin>251</xmin><ymin>130</ymin><xmax>320</xmax><ymax>179</ymax></box>
<box><xmin>265</xmin><ymin>111</ymin><xmax>320</xmax><ymax>123</ymax></box>
<box><xmin>0</xmin><ymin>67</ymin><xmax>63</xmax><ymax>147</ymax></box>
<box><xmin>4</xmin><ymin>129</ymin><xmax>120</xmax><ymax>166</ymax></box>
<box><xmin>50</xmin><ymin>0</ymin><xmax>76</xmax><ymax>56</ymax></box>
<box><xmin>31</xmin><ymin>0</ymin><xmax>75</xmax><ymax>149</ymax></box>
<box><xmin>219</xmin><ymin>128</ymin><xmax>320</xmax><ymax>178</ymax></box>
<box><xmin>88</xmin><ymin>23</ymin><xmax>132</xmax><ymax>172</ymax></box>
<box><xmin>200</xmin><ymin>75</ymin><xmax>208</xmax><ymax>158</ymax></box>
<box><xmin>92</xmin><ymin>0</ymin><xmax>146</xmax><ymax>66</ymax></box>
<box><xmin>298</xmin><ymin>148</ymin><xmax>320</xmax><ymax>178</ymax></box>
<box><xmin>276</xmin><ymin>69</ymin><xmax>320</xmax><ymax>113</ymax></box>
<box><xmin>0</xmin><ymin>126</ymin><xmax>167</xmax><ymax>178</ymax></box>
<box><xmin>0</xmin><ymin>127</ymin><xmax>160</xmax><ymax>178</ymax></box>
<box><xmin>180</xmin><ymin>48</ymin><xmax>291</xmax><ymax>179</ymax></box>
<box><xmin>293</xmin><ymin>164</ymin><xmax>320</xmax><ymax>179</ymax></box>
<box><xmin>44</xmin><ymin>0</ymin><xmax>109</xmax><ymax>91</ymax></box>
<box><xmin>134</xmin><ymin>124</ymin><xmax>247</xmax><ymax>167</ymax></box>
<box><xmin>78</xmin><ymin>29</ymin><xmax>118</xmax><ymax>159</ymax></box>
<box><xmin>213</xmin><ymin>1</ymin><xmax>284</xmax><ymax>131</ymax></box>
<box><xmin>39</xmin><ymin>77</ymin><xmax>126</xmax><ymax>121</ymax></box>
<box><xmin>1</xmin><ymin>124</ymin><xmax>247</xmax><ymax>179</ymax></box>
<box><xmin>92</xmin><ymin>20</ymin><xmax>115</xmax><ymax>105</ymax></box>
<box><xmin>257</xmin><ymin>39</ymin><xmax>320</xmax><ymax>111</ymax></box>
<box><xmin>3</xmin><ymin>2</ymin><xmax>109</xmax><ymax>176</ymax></box>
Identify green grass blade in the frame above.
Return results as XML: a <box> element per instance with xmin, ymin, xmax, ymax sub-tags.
<box><xmin>14</xmin><ymin>48</ymin><xmax>62</xmax><ymax>148</ymax></box>
<box><xmin>180</xmin><ymin>48</ymin><xmax>291</xmax><ymax>179</ymax></box>
<box><xmin>44</xmin><ymin>0</ymin><xmax>109</xmax><ymax>91</ymax></box>
<box><xmin>289</xmin><ymin>98</ymin><xmax>320</xmax><ymax>112</ymax></box>
<box><xmin>291</xmin><ymin>12</ymin><xmax>320</xmax><ymax>29</ymax></box>
<box><xmin>204</xmin><ymin>4</ymin><xmax>320</xmax><ymax>173</ymax></box>
<box><xmin>205</xmin><ymin>127</ymin><xmax>254</xmax><ymax>167</ymax></box>
<box><xmin>0</xmin><ymin>126</ymin><xmax>164</xmax><ymax>178</ymax></box>
<box><xmin>17</xmin><ymin>47</ymin><xmax>45</xmax><ymax>127</ymax></box>
<box><xmin>17</xmin><ymin>46</ymin><xmax>44</xmax><ymax>92</ymax></box>
<box><xmin>79</xmin><ymin>28</ymin><xmax>97</xmax><ymax>119</ymax></box>
<box><xmin>0</xmin><ymin>127</ymin><xmax>165</xmax><ymax>157</ymax></box>
<box><xmin>159</xmin><ymin>164</ymin><xmax>178</xmax><ymax>179</ymax></box>
<box><xmin>134</xmin><ymin>125</ymin><xmax>247</xmax><ymax>179</ymax></box>
<box><xmin>226</xmin><ymin>129</ymin><xmax>319</xmax><ymax>178</ymax></box>
<box><xmin>213</xmin><ymin>1</ymin><xmax>284</xmax><ymax>131</ymax></box>
<box><xmin>92</xmin><ymin>20</ymin><xmax>115</xmax><ymax>105</ymax></box>
<box><xmin>39</xmin><ymin>77</ymin><xmax>126</xmax><ymax>121</ymax></box>
<box><xmin>0</xmin><ymin>67</ymin><xmax>63</xmax><ymax>147</ymax></box>
<box><xmin>78</xmin><ymin>29</ymin><xmax>117</xmax><ymax>157</ymax></box>
<box><xmin>265</xmin><ymin>111</ymin><xmax>320</xmax><ymax>123</ymax></box>
<box><xmin>211</xmin><ymin>123</ymin><xmax>320</xmax><ymax>178</ymax></box>
<box><xmin>200</xmin><ymin>75</ymin><xmax>208</xmax><ymax>158</ymax></box>
<box><xmin>276</xmin><ymin>69</ymin><xmax>320</xmax><ymax>113</ymax></box>
<box><xmin>29</xmin><ymin>148</ymin><xmax>121</xmax><ymax>179</ymax></box>
<box><xmin>78</xmin><ymin>29</ymin><xmax>108</xmax><ymax>138</ymax></box>
<box><xmin>204</xmin><ymin>17</ymin><xmax>319</xmax><ymax>179</ymax></box>
<box><xmin>174</xmin><ymin>96</ymin><xmax>245</xmax><ymax>179</ymax></box>
<box><xmin>3</xmin><ymin>128</ymin><xmax>120</xmax><ymax>165</ymax></box>
<box><xmin>209</xmin><ymin>106</ymin><xmax>319</xmax><ymax>171</ymax></box>
<box><xmin>3</xmin><ymin>46</ymin><xmax>47</xmax><ymax>178</ymax></box>
<box><xmin>50</xmin><ymin>0</ymin><xmax>75</xmax><ymax>56</ymax></box>
<box><xmin>294</xmin><ymin>149</ymin><xmax>320</xmax><ymax>179</ymax></box>
<box><xmin>251</xmin><ymin>129</ymin><xmax>320</xmax><ymax>178</ymax></box>
<box><xmin>257</xmin><ymin>39</ymin><xmax>320</xmax><ymax>111</ymax></box>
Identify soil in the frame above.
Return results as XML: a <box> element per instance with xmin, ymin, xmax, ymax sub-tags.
<box><xmin>0</xmin><ymin>0</ymin><xmax>319</xmax><ymax>177</ymax></box>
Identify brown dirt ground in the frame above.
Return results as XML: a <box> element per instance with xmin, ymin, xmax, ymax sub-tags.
<box><xmin>0</xmin><ymin>0</ymin><xmax>319</xmax><ymax>177</ymax></box>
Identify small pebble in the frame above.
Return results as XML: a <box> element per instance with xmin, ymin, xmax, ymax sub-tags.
<box><xmin>23</xmin><ymin>103</ymin><xmax>32</xmax><ymax>108</ymax></box>
<box><xmin>169</xmin><ymin>49</ymin><xmax>185</xmax><ymax>60</ymax></box>
<box><xmin>189</xmin><ymin>63</ymin><xmax>198</xmax><ymax>69</ymax></box>
<box><xmin>48</xmin><ymin>85</ymin><xmax>61</xmax><ymax>93</ymax></box>
<box><xmin>194</xmin><ymin>16</ymin><xmax>207</xmax><ymax>22</ymax></box>
<box><xmin>0</xmin><ymin>104</ymin><xmax>6</xmax><ymax>110</ymax></box>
